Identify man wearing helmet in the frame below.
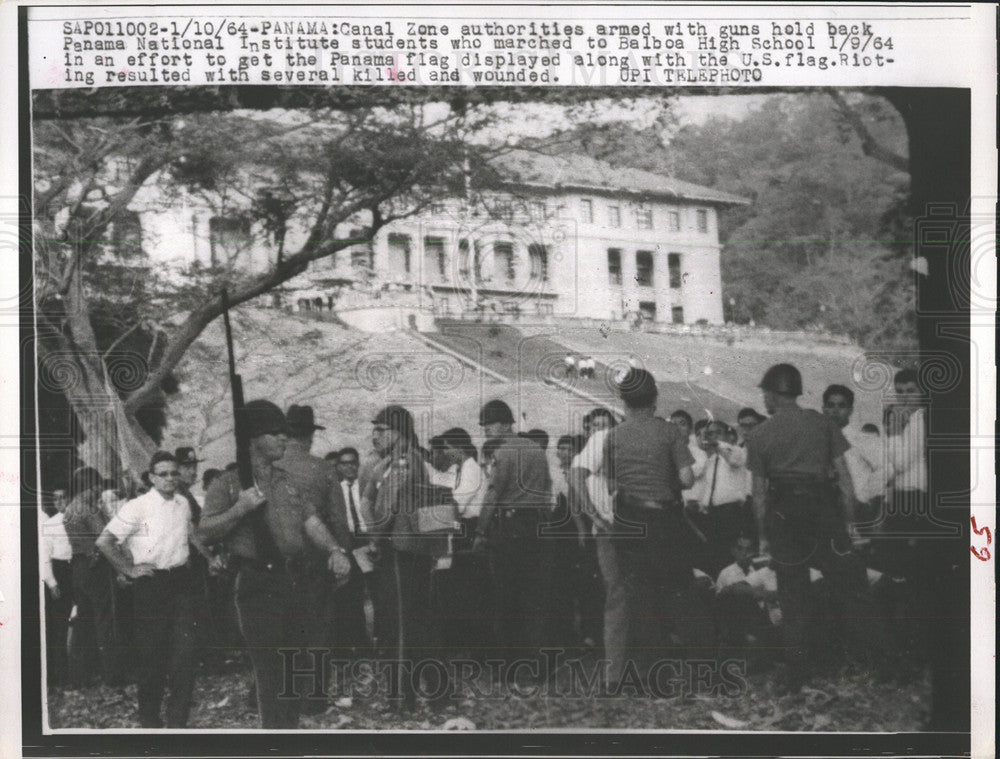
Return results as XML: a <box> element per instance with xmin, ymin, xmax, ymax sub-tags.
<box><xmin>746</xmin><ymin>364</ymin><xmax>885</xmax><ymax>691</ymax></box>
<box><xmin>473</xmin><ymin>399</ymin><xmax>553</xmax><ymax>669</ymax></box>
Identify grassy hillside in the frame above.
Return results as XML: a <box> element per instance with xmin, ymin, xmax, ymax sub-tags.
<box><xmin>162</xmin><ymin>310</ymin><xmax>606</xmax><ymax>468</ymax></box>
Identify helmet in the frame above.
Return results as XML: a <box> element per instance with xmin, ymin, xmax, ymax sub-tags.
<box><xmin>479</xmin><ymin>399</ymin><xmax>515</xmax><ymax>426</ymax></box>
<box><xmin>758</xmin><ymin>364</ymin><xmax>803</xmax><ymax>397</ymax></box>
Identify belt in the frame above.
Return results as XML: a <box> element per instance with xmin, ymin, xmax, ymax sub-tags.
<box><xmin>232</xmin><ymin>555</ymin><xmax>291</xmax><ymax>573</ymax></box>
<box><xmin>769</xmin><ymin>475</ymin><xmax>832</xmax><ymax>487</ymax></box>
<box><xmin>153</xmin><ymin>565</ymin><xmax>190</xmax><ymax>575</ymax></box>
<box><xmin>498</xmin><ymin>507</ymin><xmax>542</xmax><ymax>519</ymax></box>
<box><xmin>620</xmin><ymin>494</ymin><xmax>678</xmax><ymax>511</ymax></box>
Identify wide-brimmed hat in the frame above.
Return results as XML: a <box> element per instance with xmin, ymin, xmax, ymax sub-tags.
<box><xmin>287</xmin><ymin>404</ymin><xmax>326</xmax><ymax>435</ymax></box>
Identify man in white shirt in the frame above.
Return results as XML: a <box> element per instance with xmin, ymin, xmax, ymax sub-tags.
<box><xmin>670</xmin><ymin>410</ymin><xmax>708</xmax><ymax>504</ymax></box>
<box><xmin>569</xmin><ymin>413</ymin><xmax>624</xmax><ymax>684</ymax></box>
<box><xmin>41</xmin><ymin>489</ymin><xmax>73</xmax><ymax>686</ymax></box>
<box><xmin>822</xmin><ymin>385</ymin><xmax>884</xmax><ymax>526</ymax></box>
<box><xmin>692</xmin><ymin>421</ymin><xmax>752</xmax><ymax>577</ymax></box>
<box><xmin>878</xmin><ymin>369</ymin><xmax>944</xmax><ymax>581</ymax></box>
<box><xmin>329</xmin><ymin>446</ymin><xmax>371</xmax><ymax>658</ymax></box>
<box><xmin>714</xmin><ymin>536</ymin><xmax>778</xmax><ymax>650</ymax></box>
<box><xmin>96</xmin><ymin>451</ymin><xmax>202</xmax><ymax>728</ymax></box>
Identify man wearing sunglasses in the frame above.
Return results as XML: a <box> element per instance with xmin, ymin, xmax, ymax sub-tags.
<box><xmin>96</xmin><ymin>450</ymin><xmax>202</xmax><ymax>728</ymax></box>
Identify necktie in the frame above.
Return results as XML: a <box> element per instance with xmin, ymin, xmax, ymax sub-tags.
<box><xmin>346</xmin><ymin>482</ymin><xmax>362</xmax><ymax>536</ymax></box>
<box><xmin>707</xmin><ymin>455</ymin><xmax>720</xmax><ymax>508</ymax></box>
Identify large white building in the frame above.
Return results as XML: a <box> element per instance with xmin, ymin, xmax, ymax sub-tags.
<box><xmin>125</xmin><ymin>150</ymin><xmax>748</xmax><ymax>331</ymax></box>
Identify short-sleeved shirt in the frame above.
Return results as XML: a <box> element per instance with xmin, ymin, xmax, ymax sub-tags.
<box><xmin>279</xmin><ymin>444</ymin><xmax>351</xmax><ymax>548</ymax></box>
<box><xmin>63</xmin><ymin>491</ymin><xmax>109</xmax><ymax>557</ymax></box>
<box><xmin>745</xmin><ymin>407</ymin><xmax>849</xmax><ymax>479</ymax></box>
<box><xmin>201</xmin><ymin>466</ymin><xmax>319</xmax><ymax>561</ymax></box>
<box><xmin>105</xmin><ymin>488</ymin><xmax>192</xmax><ymax>570</ymax></box>
<box><xmin>571</xmin><ymin>428</ymin><xmax>613</xmax><ymax>525</ymax></box>
<box><xmin>483</xmin><ymin>435</ymin><xmax>553</xmax><ymax>511</ymax></box>
<box><xmin>605</xmin><ymin>416</ymin><xmax>695</xmax><ymax>503</ymax></box>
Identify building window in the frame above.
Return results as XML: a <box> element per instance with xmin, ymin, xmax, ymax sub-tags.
<box><xmin>580</xmin><ymin>198</ymin><xmax>594</xmax><ymax>223</ymax></box>
<box><xmin>528</xmin><ymin>243</ymin><xmax>549</xmax><ymax>282</ymax></box>
<box><xmin>668</xmin><ymin>211</ymin><xmax>681</xmax><ymax>232</ymax></box>
<box><xmin>209</xmin><ymin>216</ymin><xmax>251</xmax><ymax>267</ymax></box>
<box><xmin>672</xmin><ymin>306</ymin><xmax>685</xmax><ymax>324</ymax></box>
<box><xmin>636</xmin><ymin>208</ymin><xmax>654</xmax><ymax>230</ymax></box>
<box><xmin>530</xmin><ymin>200</ymin><xmax>548</xmax><ymax>221</ymax></box>
<box><xmin>350</xmin><ymin>228</ymin><xmax>373</xmax><ymax>271</ymax></box>
<box><xmin>424</xmin><ymin>236</ymin><xmax>447</xmax><ymax>280</ymax></box>
<box><xmin>438</xmin><ymin>298</ymin><xmax>450</xmax><ymax>314</ymax></box>
<box><xmin>494</xmin><ymin>241</ymin><xmax>515</xmax><ymax>283</ymax></box>
<box><xmin>608</xmin><ymin>205</ymin><xmax>621</xmax><ymax>228</ymax></box>
<box><xmin>635</xmin><ymin>250</ymin><xmax>654</xmax><ymax>287</ymax></box>
<box><xmin>639</xmin><ymin>301</ymin><xmax>657</xmax><ymax>321</ymax></box>
<box><xmin>696</xmin><ymin>209</ymin><xmax>709</xmax><ymax>233</ymax></box>
<box><xmin>668</xmin><ymin>253</ymin><xmax>682</xmax><ymax>289</ymax></box>
<box><xmin>388</xmin><ymin>234</ymin><xmax>411</xmax><ymax>274</ymax></box>
<box><xmin>457</xmin><ymin>239</ymin><xmax>471</xmax><ymax>278</ymax></box>
<box><xmin>537</xmin><ymin>302</ymin><xmax>554</xmax><ymax>315</ymax></box>
<box><xmin>430</xmin><ymin>201</ymin><xmax>447</xmax><ymax>215</ymax></box>
<box><xmin>607</xmin><ymin>248</ymin><xmax>622</xmax><ymax>286</ymax></box>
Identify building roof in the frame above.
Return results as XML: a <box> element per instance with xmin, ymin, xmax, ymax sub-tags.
<box><xmin>489</xmin><ymin>149</ymin><xmax>750</xmax><ymax>206</ymax></box>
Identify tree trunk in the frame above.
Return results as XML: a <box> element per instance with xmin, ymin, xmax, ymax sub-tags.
<box><xmin>37</xmin><ymin>335</ymin><xmax>157</xmax><ymax>487</ymax></box>
<box><xmin>880</xmin><ymin>87</ymin><xmax>971</xmax><ymax>734</ymax></box>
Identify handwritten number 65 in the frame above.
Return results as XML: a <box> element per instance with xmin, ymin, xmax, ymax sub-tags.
<box><xmin>970</xmin><ymin>516</ymin><xmax>992</xmax><ymax>561</ymax></box>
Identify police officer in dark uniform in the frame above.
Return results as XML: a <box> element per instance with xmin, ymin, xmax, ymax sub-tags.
<box><xmin>746</xmin><ymin>364</ymin><xmax>886</xmax><ymax>690</ymax></box>
<box><xmin>603</xmin><ymin>369</ymin><xmax>715</xmax><ymax>685</ymax></box>
<box><xmin>198</xmin><ymin>400</ymin><xmax>352</xmax><ymax>728</ymax></box>
<box><xmin>473</xmin><ymin>400</ymin><xmax>553</xmax><ymax>668</ymax></box>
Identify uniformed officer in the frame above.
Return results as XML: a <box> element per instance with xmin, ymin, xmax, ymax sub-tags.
<box><xmin>472</xmin><ymin>399</ymin><xmax>553</xmax><ymax>667</ymax></box>
<box><xmin>361</xmin><ymin>404</ymin><xmax>448</xmax><ymax>711</ymax></box>
<box><xmin>197</xmin><ymin>400</ymin><xmax>352</xmax><ymax>729</ymax></box>
<box><xmin>279</xmin><ymin>405</ymin><xmax>368</xmax><ymax>671</ymax></box>
<box><xmin>746</xmin><ymin>364</ymin><xmax>886</xmax><ymax>690</ymax></box>
<box><xmin>603</xmin><ymin>369</ymin><xmax>715</xmax><ymax>683</ymax></box>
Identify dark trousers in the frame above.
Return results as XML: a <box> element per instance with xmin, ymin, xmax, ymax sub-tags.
<box><xmin>714</xmin><ymin>582</ymin><xmax>774</xmax><ymax>650</ymax></box>
<box><xmin>436</xmin><ymin>522</ymin><xmax>495</xmax><ymax>657</ymax></box>
<box><xmin>45</xmin><ymin>559</ymin><xmax>73</xmax><ymax>686</ymax></box>
<box><xmin>69</xmin><ymin>554</ymin><xmax>123</xmax><ymax>684</ymax></box>
<box><xmin>385</xmin><ymin>550</ymin><xmax>441</xmax><ymax>706</ymax></box>
<box><xmin>614</xmin><ymin>496</ymin><xmax>716</xmax><ymax>675</ymax></box>
<box><xmin>234</xmin><ymin>562</ymin><xmax>330</xmax><ymax>729</ymax></box>
<box><xmin>766</xmin><ymin>481</ymin><xmax>887</xmax><ymax>681</ymax></box>
<box><xmin>547</xmin><ymin>535</ymin><xmax>582</xmax><ymax>648</ymax></box>
<box><xmin>488</xmin><ymin>537</ymin><xmax>553</xmax><ymax>662</ymax></box>
<box><xmin>329</xmin><ymin>562</ymin><xmax>370</xmax><ymax>656</ymax></box>
<box><xmin>577</xmin><ymin>535</ymin><xmax>605</xmax><ymax>644</ymax></box>
<box><xmin>132</xmin><ymin>568</ymin><xmax>199</xmax><ymax>727</ymax></box>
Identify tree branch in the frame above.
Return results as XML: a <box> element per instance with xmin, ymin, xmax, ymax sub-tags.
<box><xmin>828</xmin><ymin>90</ymin><xmax>909</xmax><ymax>173</ymax></box>
<box><xmin>101</xmin><ymin>320</ymin><xmax>144</xmax><ymax>359</ymax></box>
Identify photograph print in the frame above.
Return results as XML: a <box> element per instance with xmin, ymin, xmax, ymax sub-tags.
<box><xmin>25</xmin><ymin>83</ymin><xmax>972</xmax><ymax>742</ymax></box>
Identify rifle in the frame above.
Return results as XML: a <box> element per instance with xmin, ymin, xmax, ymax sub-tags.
<box><xmin>221</xmin><ymin>289</ymin><xmax>283</xmax><ymax>564</ymax></box>
<box><xmin>222</xmin><ymin>289</ymin><xmax>253</xmax><ymax>490</ymax></box>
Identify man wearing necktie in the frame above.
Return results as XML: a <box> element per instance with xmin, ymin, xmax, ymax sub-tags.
<box><xmin>691</xmin><ymin>421</ymin><xmax>751</xmax><ymax>578</ymax></box>
<box><xmin>333</xmin><ymin>447</ymin><xmax>372</xmax><ymax>658</ymax></box>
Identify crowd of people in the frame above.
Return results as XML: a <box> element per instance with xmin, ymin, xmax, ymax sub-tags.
<box><xmin>39</xmin><ymin>364</ymin><xmax>933</xmax><ymax>728</ymax></box>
